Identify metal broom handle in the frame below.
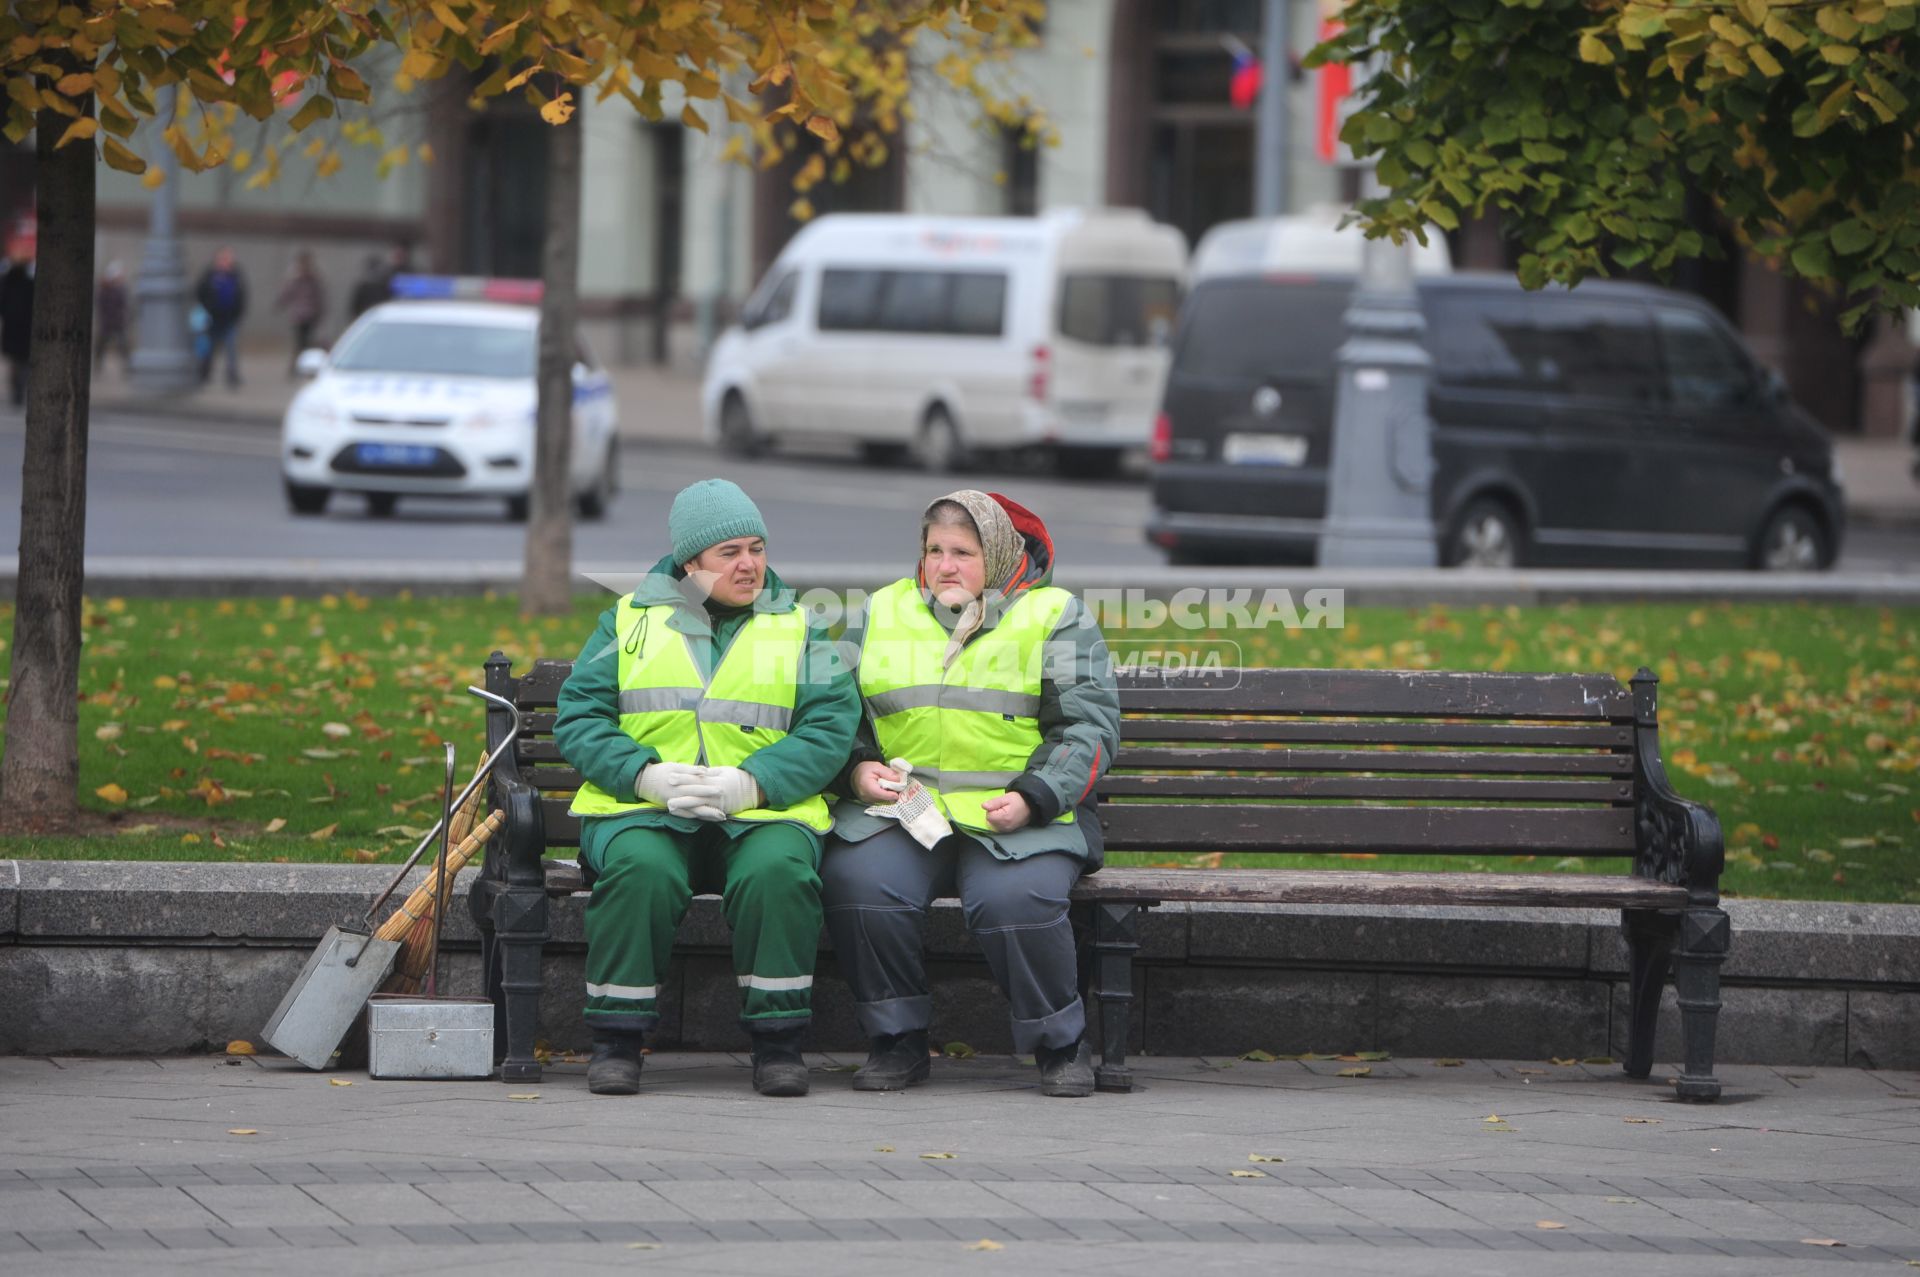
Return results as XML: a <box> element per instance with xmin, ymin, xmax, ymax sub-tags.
<box><xmin>356</xmin><ymin>686</ymin><xmax>525</xmax><ymax>947</ymax></box>
<box><xmin>426</xmin><ymin>743</ymin><xmax>457</xmax><ymax>998</ymax></box>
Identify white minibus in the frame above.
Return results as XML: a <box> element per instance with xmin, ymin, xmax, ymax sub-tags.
<box><xmin>701</xmin><ymin>209</ymin><xmax>1188</xmax><ymax>476</ymax></box>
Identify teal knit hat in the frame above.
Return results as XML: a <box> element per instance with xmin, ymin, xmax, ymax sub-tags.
<box><xmin>669</xmin><ymin>478</ymin><xmax>768</xmax><ymax>565</ymax></box>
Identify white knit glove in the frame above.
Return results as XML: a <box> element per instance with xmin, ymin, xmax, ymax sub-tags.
<box><xmin>634</xmin><ymin>761</ymin><xmax>720</xmax><ymax>818</ymax></box>
<box><xmin>703</xmin><ymin>766</ymin><xmax>763</xmax><ymax>819</ymax></box>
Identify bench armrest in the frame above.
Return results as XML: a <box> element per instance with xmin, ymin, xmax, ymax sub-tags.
<box><xmin>494</xmin><ymin>775</ymin><xmax>550</xmax><ymax>890</ymax></box>
<box><xmin>1629</xmin><ymin>669</ymin><xmax>1723</xmax><ymax>907</ymax></box>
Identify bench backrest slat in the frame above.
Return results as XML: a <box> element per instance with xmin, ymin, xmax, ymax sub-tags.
<box><xmin>1116</xmin><ymin>668</ymin><xmax>1633</xmax><ymax>719</ymax></box>
<box><xmin>492</xmin><ymin>662</ymin><xmax>1645</xmax><ymax>858</ymax></box>
<box><xmin>1103</xmin><ymin>804</ymin><xmax>1634</xmax><ymax>853</ymax></box>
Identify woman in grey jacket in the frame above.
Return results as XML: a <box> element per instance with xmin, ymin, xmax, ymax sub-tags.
<box><xmin>822</xmin><ymin>490</ymin><xmax>1120</xmax><ymax>1097</ymax></box>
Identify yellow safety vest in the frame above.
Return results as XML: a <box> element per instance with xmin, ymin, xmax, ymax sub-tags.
<box><xmin>857</xmin><ymin>577</ymin><xmax>1074</xmax><ymax>833</ymax></box>
<box><xmin>568</xmin><ymin>595</ymin><xmax>832</xmax><ymax>832</ymax></box>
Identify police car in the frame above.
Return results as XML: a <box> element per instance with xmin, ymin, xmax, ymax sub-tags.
<box><xmin>281</xmin><ymin>275</ymin><xmax>619</xmax><ymax>520</ymax></box>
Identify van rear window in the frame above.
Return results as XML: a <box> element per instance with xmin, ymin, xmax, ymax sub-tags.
<box><xmin>1173</xmin><ymin>278</ymin><xmax>1351</xmax><ymax>381</ymax></box>
<box><xmin>1058</xmin><ymin>275</ymin><xmax>1181</xmax><ymax>347</ymax></box>
<box><xmin>817</xmin><ymin>268</ymin><xmax>1007</xmax><ymax>337</ymax></box>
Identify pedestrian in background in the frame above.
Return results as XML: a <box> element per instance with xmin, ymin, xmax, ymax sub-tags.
<box><xmin>347</xmin><ymin>253</ymin><xmax>386</xmax><ymax>319</ymax></box>
<box><xmin>94</xmin><ymin>259</ymin><xmax>131</xmax><ymax>376</ymax></box>
<box><xmin>276</xmin><ymin>249</ymin><xmax>327</xmax><ymax>376</ymax></box>
<box><xmin>0</xmin><ymin>233</ymin><xmax>33</xmax><ymax>406</ymax></box>
<box><xmin>195</xmin><ymin>245</ymin><xmax>247</xmax><ymax>388</ymax></box>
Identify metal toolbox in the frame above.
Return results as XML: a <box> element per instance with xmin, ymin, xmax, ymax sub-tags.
<box><xmin>366</xmin><ymin>994</ymin><xmax>495</xmax><ymax>1080</ymax></box>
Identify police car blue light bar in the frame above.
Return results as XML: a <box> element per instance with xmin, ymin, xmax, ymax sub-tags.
<box><xmin>390</xmin><ymin>274</ymin><xmax>544</xmax><ymax>304</ymax></box>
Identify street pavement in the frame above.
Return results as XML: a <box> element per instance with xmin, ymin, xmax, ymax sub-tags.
<box><xmin>3</xmin><ymin>1050</ymin><xmax>1918</xmax><ymax>1274</ymax></box>
<box><xmin>84</xmin><ymin>349</ymin><xmax>1920</xmax><ymax>527</ymax></box>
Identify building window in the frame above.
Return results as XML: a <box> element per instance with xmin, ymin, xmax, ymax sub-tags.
<box><xmin>1001</xmin><ymin>123</ymin><xmax>1040</xmax><ymax>216</ymax></box>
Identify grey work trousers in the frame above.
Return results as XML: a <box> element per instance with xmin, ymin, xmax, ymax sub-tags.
<box><xmin>820</xmin><ymin>826</ymin><xmax>1086</xmax><ymax>1054</ymax></box>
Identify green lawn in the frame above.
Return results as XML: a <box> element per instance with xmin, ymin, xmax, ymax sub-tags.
<box><xmin>0</xmin><ymin>593</ymin><xmax>1914</xmax><ymax>904</ymax></box>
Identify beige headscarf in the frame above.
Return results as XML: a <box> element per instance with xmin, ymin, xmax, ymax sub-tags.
<box><xmin>923</xmin><ymin>490</ymin><xmax>1023</xmax><ymax>668</ymax></box>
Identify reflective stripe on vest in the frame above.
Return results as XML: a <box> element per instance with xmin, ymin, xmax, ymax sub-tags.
<box><xmin>857</xmin><ymin>577</ymin><xmax>1074</xmax><ymax>833</ymax></box>
<box><xmin>569</xmin><ymin>595</ymin><xmax>831</xmax><ymax>832</ymax></box>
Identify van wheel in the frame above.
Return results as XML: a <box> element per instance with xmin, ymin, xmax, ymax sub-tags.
<box><xmin>916</xmin><ymin>406</ymin><xmax>969</xmax><ymax>473</ymax></box>
<box><xmin>1445</xmin><ymin>498</ymin><xmax>1525</xmax><ymax>569</ymax></box>
<box><xmin>286</xmin><ymin>482</ymin><xmax>330</xmax><ymax>516</ymax></box>
<box><xmin>1753</xmin><ymin>503</ymin><xmax>1829</xmax><ymax>571</ymax></box>
<box><xmin>366</xmin><ymin>492</ymin><xmax>398</xmax><ymax>519</ymax></box>
<box><xmin>578</xmin><ymin>440</ymin><xmax>617</xmax><ymax>521</ymax></box>
<box><xmin>720</xmin><ymin>394</ymin><xmax>765</xmax><ymax>458</ymax></box>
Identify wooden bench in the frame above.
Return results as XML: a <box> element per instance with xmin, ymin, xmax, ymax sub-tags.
<box><xmin>468</xmin><ymin>654</ymin><xmax>1728</xmax><ymax>1100</ymax></box>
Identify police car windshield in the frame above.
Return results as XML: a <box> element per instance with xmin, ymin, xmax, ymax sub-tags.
<box><xmin>331</xmin><ymin>320</ymin><xmax>535</xmax><ymax>379</ymax></box>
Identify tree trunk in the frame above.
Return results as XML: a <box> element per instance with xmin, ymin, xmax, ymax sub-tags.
<box><xmin>0</xmin><ymin>72</ymin><xmax>95</xmax><ymax>832</ymax></box>
<box><xmin>520</xmin><ymin>101</ymin><xmax>583</xmax><ymax>617</ymax></box>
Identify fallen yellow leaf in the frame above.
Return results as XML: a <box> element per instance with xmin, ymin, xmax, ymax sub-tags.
<box><xmin>1230</xmin><ymin>1169</ymin><xmax>1267</xmax><ymax>1178</ymax></box>
<box><xmin>1550</xmin><ymin>1057</ymin><xmax>1578</xmax><ymax>1066</ymax></box>
<box><xmin>329</xmin><ymin>1079</ymin><xmax>353</xmax><ymax>1087</ymax></box>
<box><xmin>507</xmin><ymin>1093</ymin><xmax>540</xmax><ymax>1101</ymax></box>
<box><xmin>1537</xmin><ymin>1220</ymin><xmax>1566</xmax><ymax>1230</ymax></box>
<box><xmin>1248</xmin><ymin>1154</ymin><xmax>1284</xmax><ymax>1163</ymax></box>
<box><xmin>310</xmin><ymin>822</ymin><xmax>339</xmax><ymax>840</ymax></box>
<box><xmin>1484</xmin><ymin>1114</ymin><xmax>1504</xmax><ymax>1123</ymax></box>
<box><xmin>227</xmin><ymin>1128</ymin><xmax>258</xmax><ymax>1136</ymax></box>
<box><xmin>1336</xmin><ymin>1067</ymin><xmax>1372</xmax><ymax>1078</ymax></box>
<box><xmin>95</xmin><ymin>783</ymin><xmax>129</xmax><ymax>805</ymax></box>
<box><xmin>95</xmin><ymin>723</ymin><xmax>123</xmax><ymax>741</ymax></box>
<box><xmin>921</xmin><ymin>1152</ymin><xmax>956</xmax><ymax>1160</ymax></box>
<box><xmin>965</xmin><ymin>1239</ymin><xmax>1003</xmax><ymax>1251</ymax></box>
<box><xmin>224</xmin><ymin>1040</ymin><xmax>255</xmax><ymax>1056</ymax></box>
<box><xmin>1801</xmin><ymin>1239</ymin><xmax>1846</xmax><ymax>1247</ymax></box>
<box><xmin>875</xmin><ymin>1146</ymin><xmax>895</xmax><ymax>1153</ymax></box>
<box><xmin>265</xmin><ymin>818</ymin><xmax>287</xmax><ymax>833</ymax></box>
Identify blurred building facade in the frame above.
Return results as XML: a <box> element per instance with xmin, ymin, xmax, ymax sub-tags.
<box><xmin>3</xmin><ymin>0</ymin><xmax>1907</xmax><ymax>434</ymax></box>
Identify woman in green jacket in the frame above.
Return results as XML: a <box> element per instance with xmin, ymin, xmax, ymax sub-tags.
<box><xmin>823</xmin><ymin>490</ymin><xmax>1121</xmax><ymax>1097</ymax></box>
<box><xmin>554</xmin><ymin>479</ymin><xmax>859</xmax><ymax>1098</ymax></box>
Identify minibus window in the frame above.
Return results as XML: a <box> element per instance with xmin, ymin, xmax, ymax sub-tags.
<box><xmin>1059</xmin><ymin>275</ymin><xmax>1181</xmax><ymax>347</ymax></box>
<box><xmin>1530</xmin><ymin>303</ymin><xmax>1661</xmax><ymax>404</ymax></box>
<box><xmin>877</xmin><ymin>271</ymin><xmax>950</xmax><ymax>333</ymax></box>
<box><xmin>1656</xmin><ymin>308</ymin><xmax>1756</xmax><ymax>408</ymax></box>
<box><xmin>1172</xmin><ymin>278</ymin><xmax>1348</xmax><ymax>382</ymax></box>
<box><xmin>1423</xmin><ymin>295</ymin><xmax>1537</xmax><ymax>393</ymax></box>
<box><xmin>818</xmin><ymin>269</ymin><xmax>885</xmax><ymax>331</ymax></box>
<box><xmin>948</xmin><ymin>273</ymin><xmax>1008</xmax><ymax>337</ymax></box>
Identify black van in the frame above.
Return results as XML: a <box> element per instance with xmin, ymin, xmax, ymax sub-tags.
<box><xmin>1147</xmin><ymin>273</ymin><xmax>1845</xmax><ymax>569</ymax></box>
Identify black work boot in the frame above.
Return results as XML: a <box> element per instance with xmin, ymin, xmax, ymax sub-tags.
<box><xmin>750</xmin><ymin>1027</ymin><xmax>810</xmax><ymax>1097</ymax></box>
<box><xmin>852</xmin><ymin>1030</ymin><xmax>931</xmax><ymax>1092</ymax></box>
<box><xmin>1036</xmin><ymin>1038</ymin><xmax>1095</xmax><ymax>1098</ymax></box>
<box><xmin>587</xmin><ymin>1032</ymin><xmax>644</xmax><ymax>1096</ymax></box>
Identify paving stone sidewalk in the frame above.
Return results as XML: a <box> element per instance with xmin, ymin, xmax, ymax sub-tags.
<box><xmin>1</xmin><ymin>1052</ymin><xmax>1917</xmax><ymax>1275</ymax></box>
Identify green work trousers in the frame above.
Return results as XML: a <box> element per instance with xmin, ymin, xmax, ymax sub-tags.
<box><xmin>581</xmin><ymin>820</ymin><xmax>821</xmax><ymax>1037</ymax></box>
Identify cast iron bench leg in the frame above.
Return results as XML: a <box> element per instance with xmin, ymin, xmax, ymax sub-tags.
<box><xmin>1673</xmin><ymin>906</ymin><xmax>1729</xmax><ymax>1102</ymax></box>
<box><xmin>1621</xmin><ymin>908</ymin><xmax>1676</xmax><ymax>1080</ymax></box>
<box><xmin>493</xmin><ymin>885</ymin><xmax>548</xmax><ymax>1082</ymax></box>
<box><xmin>1090</xmin><ymin>901</ymin><xmax>1141</xmax><ymax>1093</ymax></box>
